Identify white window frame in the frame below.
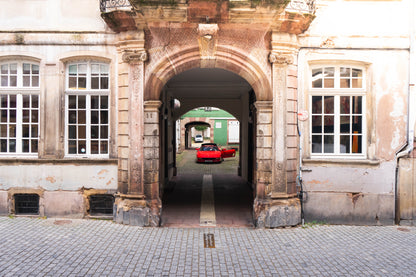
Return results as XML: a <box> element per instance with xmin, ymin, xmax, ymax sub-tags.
<box><xmin>64</xmin><ymin>61</ymin><xmax>110</xmax><ymax>158</ymax></box>
<box><xmin>0</xmin><ymin>61</ymin><xmax>40</xmax><ymax>157</ymax></box>
<box><xmin>309</xmin><ymin>65</ymin><xmax>367</xmax><ymax>159</ymax></box>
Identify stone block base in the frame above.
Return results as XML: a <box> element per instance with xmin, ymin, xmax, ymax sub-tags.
<box><xmin>255</xmin><ymin>198</ymin><xmax>301</xmax><ymax>228</ymax></box>
<box><xmin>114</xmin><ymin>198</ymin><xmax>160</xmax><ymax>227</ymax></box>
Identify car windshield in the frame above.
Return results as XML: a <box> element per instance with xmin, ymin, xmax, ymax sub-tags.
<box><xmin>200</xmin><ymin>145</ymin><xmax>219</xmax><ymax>151</ymax></box>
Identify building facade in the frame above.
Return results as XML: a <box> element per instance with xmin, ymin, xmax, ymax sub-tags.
<box><xmin>0</xmin><ymin>0</ymin><xmax>415</xmax><ymax>227</ymax></box>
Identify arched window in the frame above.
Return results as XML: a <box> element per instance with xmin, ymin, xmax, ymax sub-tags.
<box><xmin>65</xmin><ymin>61</ymin><xmax>109</xmax><ymax>157</ymax></box>
<box><xmin>0</xmin><ymin>61</ymin><xmax>39</xmax><ymax>155</ymax></box>
<box><xmin>310</xmin><ymin>65</ymin><xmax>366</xmax><ymax>157</ymax></box>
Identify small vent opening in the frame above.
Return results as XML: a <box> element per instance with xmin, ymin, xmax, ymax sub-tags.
<box><xmin>14</xmin><ymin>194</ymin><xmax>39</xmax><ymax>215</ymax></box>
<box><xmin>89</xmin><ymin>194</ymin><xmax>114</xmax><ymax>215</ymax></box>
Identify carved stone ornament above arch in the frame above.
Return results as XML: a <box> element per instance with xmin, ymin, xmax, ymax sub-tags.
<box><xmin>268</xmin><ymin>52</ymin><xmax>294</xmax><ymax>65</ymax></box>
<box><xmin>122</xmin><ymin>50</ymin><xmax>148</xmax><ymax>63</ymax></box>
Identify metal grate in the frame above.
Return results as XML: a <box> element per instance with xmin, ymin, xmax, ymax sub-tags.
<box><xmin>89</xmin><ymin>194</ymin><xmax>114</xmax><ymax>215</ymax></box>
<box><xmin>14</xmin><ymin>194</ymin><xmax>39</xmax><ymax>215</ymax></box>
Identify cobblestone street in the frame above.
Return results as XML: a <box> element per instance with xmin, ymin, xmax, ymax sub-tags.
<box><xmin>0</xmin><ymin>217</ymin><xmax>415</xmax><ymax>276</ymax></box>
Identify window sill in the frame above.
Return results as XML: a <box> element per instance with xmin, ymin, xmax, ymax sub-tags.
<box><xmin>302</xmin><ymin>158</ymin><xmax>380</xmax><ymax>167</ymax></box>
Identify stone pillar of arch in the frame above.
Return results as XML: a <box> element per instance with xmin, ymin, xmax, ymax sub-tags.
<box><xmin>255</xmin><ymin>33</ymin><xmax>302</xmax><ymax>228</ymax></box>
<box><xmin>114</xmin><ymin>35</ymin><xmax>159</xmax><ymax>226</ymax></box>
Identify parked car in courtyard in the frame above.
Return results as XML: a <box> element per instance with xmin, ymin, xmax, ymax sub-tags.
<box><xmin>196</xmin><ymin>143</ymin><xmax>236</xmax><ymax>163</ymax></box>
<box><xmin>194</xmin><ymin>134</ymin><xmax>203</xmax><ymax>143</ymax></box>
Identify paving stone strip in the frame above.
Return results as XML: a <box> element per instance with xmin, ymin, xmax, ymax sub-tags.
<box><xmin>0</xmin><ymin>217</ymin><xmax>415</xmax><ymax>276</ymax></box>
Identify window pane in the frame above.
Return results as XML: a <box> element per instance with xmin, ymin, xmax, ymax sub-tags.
<box><xmin>78</xmin><ymin>126</ymin><xmax>86</xmax><ymax>139</ymax></box>
<box><xmin>1</xmin><ymin>95</ymin><xmax>7</xmax><ymax>108</ymax></box>
<box><xmin>22</xmin><ymin>139</ymin><xmax>29</xmax><ymax>152</ymax></box>
<box><xmin>69</xmin><ymin>65</ymin><xmax>77</xmax><ymax>75</ymax></box>
<box><xmin>10</xmin><ymin>110</ymin><xmax>16</xmax><ymax>123</ymax></box>
<box><xmin>9</xmin><ymin>139</ymin><xmax>16</xmax><ymax>152</ymax></box>
<box><xmin>100</xmin><ymin>64</ymin><xmax>109</xmax><ymax>73</ymax></box>
<box><xmin>32</xmin><ymin>64</ymin><xmax>39</xmax><ymax>75</ymax></box>
<box><xmin>78</xmin><ymin>96</ymin><xmax>86</xmax><ymax>109</ymax></box>
<box><xmin>352</xmin><ymin>116</ymin><xmax>362</xmax><ymax>134</ymax></box>
<box><xmin>340</xmin><ymin>79</ymin><xmax>350</xmax><ymax>88</ymax></box>
<box><xmin>78</xmin><ymin>64</ymin><xmax>87</xmax><ymax>74</ymax></box>
<box><xmin>1</xmin><ymin>65</ymin><xmax>8</xmax><ymax>74</ymax></box>
<box><xmin>31</xmin><ymin>125</ymin><xmax>38</xmax><ymax>137</ymax></box>
<box><xmin>340</xmin><ymin>67</ymin><xmax>350</xmax><ymax>77</ymax></box>
<box><xmin>9</xmin><ymin>95</ymin><xmax>16</xmax><ymax>108</ymax></box>
<box><xmin>22</xmin><ymin>125</ymin><xmax>29</xmax><ymax>137</ymax></box>
<box><xmin>23</xmin><ymin>63</ymin><xmax>30</xmax><ymax>74</ymax></box>
<box><xmin>68</xmin><ymin>140</ymin><xmax>77</xmax><ymax>154</ymax></box>
<box><xmin>23</xmin><ymin>95</ymin><xmax>30</xmax><ymax>108</ymax></box>
<box><xmin>101</xmin><ymin>96</ymin><xmax>108</xmax><ymax>109</ymax></box>
<box><xmin>340</xmin><ymin>96</ymin><xmax>350</xmax><ymax>114</ymax></box>
<box><xmin>91</xmin><ymin>111</ymin><xmax>99</xmax><ymax>124</ymax></box>
<box><xmin>1</xmin><ymin>110</ymin><xmax>7</xmax><ymax>122</ymax></box>
<box><xmin>68</xmin><ymin>111</ymin><xmax>77</xmax><ymax>124</ymax></box>
<box><xmin>78</xmin><ymin>77</ymin><xmax>86</xmax><ymax>89</ymax></box>
<box><xmin>352</xmin><ymin>68</ymin><xmax>362</xmax><ymax>78</ymax></box>
<box><xmin>324</xmin><ymin>78</ymin><xmax>334</xmax><ymax>88</ymax></box>
<box><xmin>9</xmin><ymin>125</ymin><xmax>16</xmax><ymax>137</ymax></box>
<box><xmin>91</xmin><ymin>96</ymin><xmax>99</xmax><ymax>109</ymax></box>
<box><xmin>32</xmin><ymin>76</ymin><xmax>39</xmax><ymax>87</ymax></box>
<box><xmin>32</xmin><ymin>95</ymin><xmax>39</xmax><ymax>108</ymax></box>
<box><xmin>68</xmin><ymin>126</ymin><xmax>76</xmax><ymax>139</ymax></box>
<box><xmin>352</xmin><ymin>79</ymin><xmax>362</xmax><ymax>88</ymax></box>
<box><xmin>91</xmin><ymin>126</ymin><xmax>99</xmax><ymax>139</ymax></box>
<box><xmin>312</xmin><ymin>116</ymin><xmax>322</xmax><ymax>133</ymax></box>
<box><xmin>10</xmin><ymin>76</ymin><xmax>17</xmax><ymax>87</ymax></box>
<box><xmin>91</xmin><ymin>77</ymin><xmax>99</xmax><ymax>89</ymax></box>
<box><xmin>100</xmin><ymin>141</ymin><xmax>108</xmax><ymax>154</ymax></box>
<box><xmin>324</xmin><ymin>116</ymin><xmax>334</xmax><ymax>133</ymax></box>
<box><xmin>1</xmin><ymin>76</ymin><xmax>7</xmax><ymax>87</ymax></box>
<box><xmin>78</xmin><ymin>110</ymin><xmax>86</xmax><ymax>124</ymax></box>
<box><xmin>68</xmin><ymin>95</ymin><xmax>77</xmax><ymax>109</ymax></box>
<box><xmin>31</xmin><ymin>110</ymin><xmax>38</xmax><ymax>123</ymax></box>
<box><xmin>324</xmin><ymin>135</ymin><xmax>334</xmax><ymax>153</ymax></box>
<box><xmin>0</xmin><ymin>125</ymin><xmax>6</xmax><ymax>137</ymax></box>
<box><xmin>340</xmin><ymin>116</ymin><xmax>350</xmax><ymax>133</ymax></box>
<box><xmin>100</xmin><ymin>111</ymin><xmax>108</xmax><ymax>124</ymax></box>
<box><xmin>312</xmin><ymin>68</ymin><xmax>322</xmax><ymax>88</ymax></box>
<box><xmin>0</xmin><ymin>139</ymin><xmax>6</xmax><ymax>152</ymax></box>
<box><xmin>91</xmin><ymin>140</ymin><xmax>99</xmax><ymax>154</ymax></box>
<box><xmin>312</xmin><ymin>135</ymin><xmax>322</xmax><ymax>153</ymax></box>
<box><xmin>324</xmin><ymin>67</ymin><xmax>334</xmax><ymax>77</ymax></box>
<box><xmin>31</xmin><ymin>140</ymin><xmax>38</xmax><ymax>153</ymax></box>
<box><xmin>340</xmin><ymin>135</ymin><xmax>350</xmax><ymax>153</ymax></box>
<box><xmin>324</xmin><ymin>96</ymin><xmax>334</xmax><ymax>114</ymax></box>
<box><xmin>10</xmin><ymin>64</ymin><xmax>17</xmax><ymax>74</ymax></box>
<box><xmin>101</xmin><ymin>77</ymin><xmax>109</xmax><ymax>89</ymax></box>
<box><xmin>352</xmin><ymin>135</ymin><xmax>362</xmax><ymax>153</ymax></box>
<box><xmin>100</xmin><ymin>126</ymin><xmax>108</xmax><ymax>139</ymax></box>
<box><xmin>91</xmin><ymin>64</ymin><xmax>100</xmax><ymax>74</ymax></box>
<box><xmin>68</xmin><ymin>77</ymin><xmax>77</xmax><ymax>89</ymax></box>
<box><xmin>23</xmin><ymin>76</ymin><xmax>30</xmax><ymax>87</ymax></box>
<box><xmin>312</xmin><ymin>96</ymin><xmax>322</xmax><ymax>114</ymax></box>
<box><xmin>78</xmin><ymin>141</ymin><xmax>86</xmax><ymax>154</ymax></box>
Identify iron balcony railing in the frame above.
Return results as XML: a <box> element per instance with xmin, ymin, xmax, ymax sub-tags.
<box><xmin>100</xmin><ymin>0</ymin><xmax>132</xmax><ymax>13</ymax></box>
<box><xmin>286</xmin><ymin>0</ymin><xmax>316</xmax><ymax>14</ymax></box>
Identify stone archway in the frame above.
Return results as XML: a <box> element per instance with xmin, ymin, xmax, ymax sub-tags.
<box><xmin>114</xmin><ymin>30</ymin><xmax>302</xmax><ymax>228</ymax></box>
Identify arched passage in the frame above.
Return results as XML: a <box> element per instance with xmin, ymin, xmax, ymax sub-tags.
<box><xmin>158</xmin><ymin>66</ymin><xmax>259</xmax><ymax>227</ymax></box>
<box><xmin>183</xmin><ymin>120</ymin><xmax>211</xmax><ymax>149</ymax></box>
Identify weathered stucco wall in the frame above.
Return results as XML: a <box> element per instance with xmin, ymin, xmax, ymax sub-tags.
<box><xmin>0</xmin><ymin>0</ymin><xmax>108</xmax><ymax>32</ymax></box>
<box><xmin>296</xmin><ymin>0</ymin><xmax>410</xmax><ymax>225</ymax></box>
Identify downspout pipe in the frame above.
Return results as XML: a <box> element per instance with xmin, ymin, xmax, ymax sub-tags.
<box><xmin>395</xmin><ymin>0</ymin><xmax>416</xmax><ymax>223</ymax></box>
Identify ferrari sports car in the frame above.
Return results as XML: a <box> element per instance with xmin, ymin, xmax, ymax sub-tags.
<box><xmin>196</xmin><ymin>143</ymin><xmax>236</xmax><ymax>163</ymax></box>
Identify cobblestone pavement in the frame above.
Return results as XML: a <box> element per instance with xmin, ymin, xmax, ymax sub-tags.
<box><xmin>1</xmin><ymin>217</ymin><xmax>415</xmax><ymax>276</ymax></box>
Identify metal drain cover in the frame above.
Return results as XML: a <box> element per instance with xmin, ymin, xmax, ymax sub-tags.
<box><xmin>203</xmin><ymin>233</ymin><xmax>215</xmax><ymax>248</ymax></box>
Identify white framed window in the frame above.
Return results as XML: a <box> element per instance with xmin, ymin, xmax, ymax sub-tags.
<box><xmin>0</xmin><ymin>61</ymin><xmax>39</xmax><ymax>155</ymax></box>
<box><xmin>65</xmin><ymin>61</ymin><xmax>109</xmax><ymax>157</ymax></box>
<box><xmin>309</xmin><ymin>65</ymin><xmax>366</xmax><ymax>158</ymax></box>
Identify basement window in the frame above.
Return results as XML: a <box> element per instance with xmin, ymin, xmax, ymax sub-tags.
<box><xmin>14</xmin><ymin>194</ymin><xmax>39</xmax><ymax>215</ymax></box>
<box><xmin>89</xmin><ymin>194</ymin><xmax>114</xmax><ymax>215</ymax></box>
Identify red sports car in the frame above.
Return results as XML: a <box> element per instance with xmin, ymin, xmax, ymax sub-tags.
<box><xmin>196</xmin><ymin>143</ymin><xmax>236</xmax><ymax>163</ymax></box>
